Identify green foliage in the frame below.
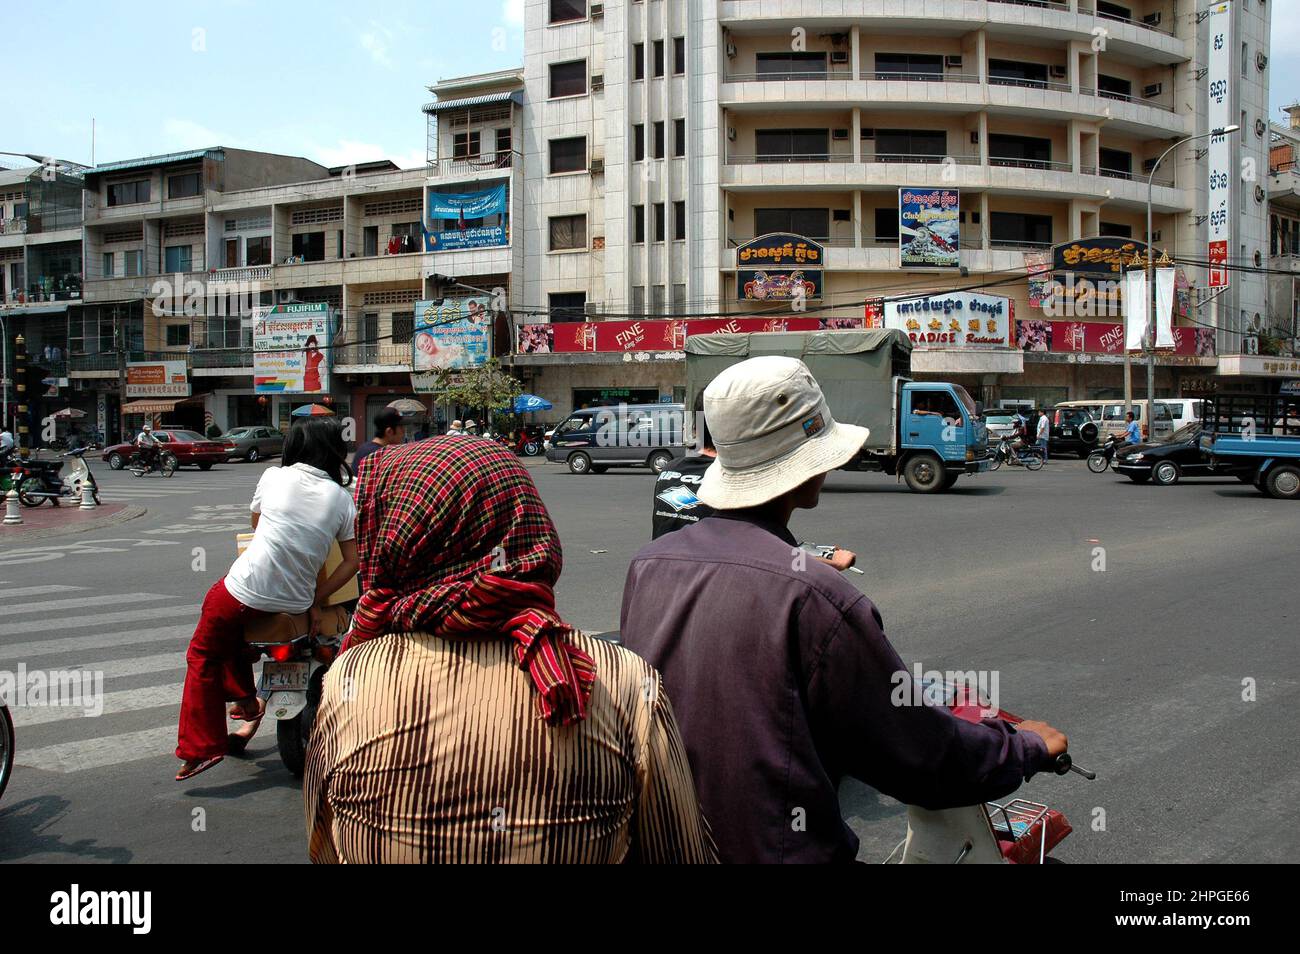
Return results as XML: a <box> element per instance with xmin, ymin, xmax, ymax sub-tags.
<box><xmin>433</xmin><ymin>360</ymin><xmax>522</xmax><ymax>421</ymax></box>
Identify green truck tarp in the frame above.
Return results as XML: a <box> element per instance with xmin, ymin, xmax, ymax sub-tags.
<box><xmin>685</xmin><ymin>329</ymin><xmax>912</xmax><ymax>454</ymax></box>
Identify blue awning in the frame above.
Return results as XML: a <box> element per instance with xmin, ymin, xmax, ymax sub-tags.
<box><xmin>421</xmin><ymin>91</ymin><xmax>522</xmax><ymax>115</ymax></box>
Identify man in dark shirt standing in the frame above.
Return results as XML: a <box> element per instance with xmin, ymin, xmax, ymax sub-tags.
<box><xmin>620</xmin><ymin>356</ymin><xmax>1067</xmax><ymax>863</ymax></box>
<box><xmin>352</xmin><ymin>408</ymin><xmax>402</xmax><ymax>474</ymax></box>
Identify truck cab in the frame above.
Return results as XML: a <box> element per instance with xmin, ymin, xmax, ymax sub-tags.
<box><xmin>890</xmin><ymin>381</ymin><xmax>993</xmax><ymax>491</ymax></box>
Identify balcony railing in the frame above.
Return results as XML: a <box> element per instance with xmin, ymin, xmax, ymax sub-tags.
<box><xmin>864</xmin><ymin>71</ymin><xmax>981</xmax><ymax>84</ymax></box>
<box><xmin>988</xmin><ymin>157</ymin><xmax>1074</xmax><ymax>172</ymax></box>
<box><xmin>990</xmin><ymin>0</ymin><xmax>1069</xmax><ymax>9</ymax></box>
<box><xmin>724</xmin><ymin>69</ymin><xmax>855</xmax><ymax>83</ymax></box>
<box><xmin>728</xmin><ymin>235</ymin><xmax>1056</xmax><ymax>253</ymax></box>
<box><xmin>1079</xmin><ymin>86</ymin><xmax>1175</xmax><ymax>113</ymax></box>
<box><xmin>1094</xmin><ymin>8</ymin><xmax>1174</xmax><ymax>37</ymax></box>
<box><xmin>191</xmin><ymin>348</ymin><xmax>253</xmax><ymax>369</ymax></box>
<box><xmin>989</xmin><ymin>76</ymin><xmax>1073</xmax><ymax>93</ymax></box>
<box><xmin>1</xmin><ymin>217</ymin><xmax>27</xmax><ymax>235</ymax></box>
<box><xmin>727</xmin><ymin>153</ymin><xmax>854</xmax><ymax>164</ymax></box>
<box><xmin>1080</xmin><ymin>165</ymin><xmax>1176</xmax><ymax>188</ymax></box>
<box><xmin>334</xmin><ymin>344</ymin><xmax>412</xmax><ymax>366</ymax></box>
<box><xmin>868</xmin><ymin>153</ymin><xmax>980</xmax><ymax>165</ymax></box>
<box><xmin>206</xmin><ymin>265</ymin><xmax>272</xmax><ymax>284</ymax></box>
<box><xmin>990</xmin><ymin>238</ymin><xmax>1053</xmax><ymax>250</ymax></box>
<box><xmin>426</xmin><ymin>150</ymin><xmax>520</xmax><ymax>178</ymax></box>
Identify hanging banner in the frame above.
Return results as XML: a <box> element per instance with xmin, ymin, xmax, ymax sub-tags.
<box><xmin>1047</xmin><ymin>321</ymin><xmax>1215</xmax><ymax>357</ymax></box>
<box><xmin>1123</xmin><ymin>269</ymin><xmax>1147</xmax><ymax>352</ymax></box>
<box><xmin>126</xmin><ymin>360</ymin><xmax>189</xmax><ymax>398</ymax></box>
<box><xmin>1052</xmin><ymin>238</ymin><xmax>1148</xmax><ymax>276</ymax></box>
<box><xmin>424</xmin><ymin>225</ymin><xmax>507</xmax><ymax>252</ymax></box>
<box><xmin>735</xmin><ymin>233</ymin><xmax>824</xmax><ymax>301</ymax></box>
<box><xmin>883</xmin><ymin>292</ymin><xmax>1012</xmax><ymax>347</ymax></box>
<box><xmin>427</xmin><ymin>184</ymin><xmax>508</xmax><ymax>220</ymax></box>
<box><xmin>1155</xmin><ymin>267</ymin><xmax>1176</xmax><ymax>349</ymax></box>
<box><xmin>899</xmin><ymin>188</ymin><xmax>960</xmax><ymax>268</ymax></box>
<box><xmin>253</xmin><ymin>303</ymin><xmax>332</xmax><ymax>394</ymax></box>
<box><xmin>412</xmin><ymin>298</ymin><xmax>492</xmax><ymax>371</ymax></box>
<box><xmin>1206</xmin><ymin>1</ymin><xmax>1232</xmax><ymax>288</ymax></box>
<box><xmin>516</xmin><ymin>316</ymin><xmax>826</xmax><ymax>354</ymax></box>
<box><xmin>1025</xmin><ymin>250</ymin><xmax>1053</xmax><ymax>307</ymax></box>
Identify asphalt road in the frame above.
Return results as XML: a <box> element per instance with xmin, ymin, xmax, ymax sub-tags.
<box><xmin>1</xmin><ymin>451</ymin><xmax>1296</xmax><ymax>863</ymax></box>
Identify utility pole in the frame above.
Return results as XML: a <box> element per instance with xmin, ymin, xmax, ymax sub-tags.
<box><xmin>116</xmin><ymin>310</ymin><xmax>128</xmax><ymax>442</ymax></box>
<box><xmin>15</xmin><ymin>335</ymin><xmax>28</xmax><ymax>459</ymax></box>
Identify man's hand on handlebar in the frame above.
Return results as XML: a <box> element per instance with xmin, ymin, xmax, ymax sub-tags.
<box><xmin>818</xmin><ymin>547</ymin><xmax>858</xmax><ymax>573</ymax></box>
<box><xmin>1015</xmin><ymin>719</ymin><xmax>1068</xmax><ymax>758</ymax></box>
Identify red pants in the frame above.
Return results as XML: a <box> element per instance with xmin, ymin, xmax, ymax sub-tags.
<box><xmin>176</xmin><ymin>578</ymin><xmax>272</xmax><ymax>761</ymax></box>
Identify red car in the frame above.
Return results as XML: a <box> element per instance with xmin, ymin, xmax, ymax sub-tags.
<box><xmin>101</xmin><ymin>429</ymin><xmax>230</xmax><ymax>471</ymax></box>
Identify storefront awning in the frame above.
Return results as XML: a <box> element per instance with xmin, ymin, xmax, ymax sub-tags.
<box><xmin>121</xmin><ymin>394</ymin><xmax>205</xmax><ymax>415</ymax></box>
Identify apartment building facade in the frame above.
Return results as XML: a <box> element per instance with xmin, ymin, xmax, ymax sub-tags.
<box><xmin>1267</xmin><ymin>104</ymin><xmax>1300</xmax><ymax>357</ymax></box>
<box><xmin>512</xmin><ymin>0</ymin><xmax>1275</xmax><ymax>411</ymax></box>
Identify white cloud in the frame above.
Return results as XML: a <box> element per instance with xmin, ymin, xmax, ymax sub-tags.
<box><xmin>502</xmin><ymin>0</ymin><xmax>525</xmax><ymax>29</ymax></box>
<box><xmin>307</xmin><ymin>138</ymin><xmax>424</xmax><ymax>171</ymax></box>
<box><xmin>359</xmin><ymin>23</ymin><xmax>394</xmax><ymax>69</ymax></box>
<box><xmin>160</xmin><ymin>118</ymin><xmax>239</xmax><ymax>150</ymax></box>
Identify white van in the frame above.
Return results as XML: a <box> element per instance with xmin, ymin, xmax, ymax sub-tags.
<box><xmin>1158</xmin><ymin>399</ymin><xmax>1207</xmax><ymax>429</ymax></box>
<box><xmin>1099</xmin><ymin>400</ymin><xmax>1175</xmax><ymax>441</ymax></box>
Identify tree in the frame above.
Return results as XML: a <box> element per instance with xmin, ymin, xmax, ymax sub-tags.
<box><xmin>434</xmin><ymin>359</ymin><xmax>522</xmax><ymax>430</ymax></box>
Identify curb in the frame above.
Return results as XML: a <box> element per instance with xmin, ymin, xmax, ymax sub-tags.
<box><xmin>0</xmin><ymin>505</ymin><xmax>147</xmax><ymax>543</ymax></box>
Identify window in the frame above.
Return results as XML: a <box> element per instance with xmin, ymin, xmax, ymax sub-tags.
<box><xmin>653</xmin><ymin>40</ymin><xmax>665</xmax><ymax>78</ymax></box>
<box><xmin>107</xmin><ymin>178</ymin><xmax>150</xmax><ymax>206</ymax></box>
<box><xmin>246</xmin><ymin>236</ymin><xmax>271</xmax><ymax>266</ymax></box>
<box><xmin>291</xmin><ymin>231</ymin><xmax>325</xmax><ymax>261</ymax></box>
<box><xmin>875</xmin><ymin>129</ymin><xmax>947</xmax><ymax>160</ymax></box>
<box><xmin>164</xmin><ymin>245</ymin><xmax>193</xmax><ymax>272</ymax></box>
<box><xmin>166</xmin><ymin>324</ymin><xmax>190</xmax><ymax>347</ymax></box>
<box><xmin>756</xmin><ymin>208</ymin><xmax>830</xmax><ymax>238</ymax></box>
<box><xmin>756</xmin><ymin>51</ymin><xmax>827</xmax><ymax>79</ymax></box>
<box><xmin>672</xmin><ymin>283</ymin><xmax>686</xmax><ymax>311</ymax></box>
<box><xmin>1096</xmin><ymin>1</ymin><xmax>1131</xmax><ymax>19</ymax></box>
<box><xmin>453</xmin><ymin>131</ymin><xmax>481</xmax><ymax>159</ymax></box>
<box><xmin>633</xmin><ymin>205</ymin><xmax>646</xmax><ymax>243</ymax></box>
<box><xmin>495</xmin><ymin>127</ymin><xmax>512</xmax><ymax>162</ymax></box>
<box><xmin>102</xmin><ymin>253</ymin><xmax>114</xmax><ymax>278</ymax></box>
<box><xmin>633</xmin><ymin>124</ymin><xmax>645</xmax><ymax>161</ymax></box>
<box><xmin>989</xmin><ymin>134</ymin><xmax>1053</xmax><ymax>168</ymax></box>
<box><xmin>875</xmin><ymin>208</ymin><xmax>900</xmax><ymax>242</ymax></box>
<box><xmin>550</xmin><ymin>60</ymin><xmax>587</xmax><ymax>98</ymax></box>
<box><xmin>1097</xmin><ymin>74</ymin><xmax>1133</xmax><ymax>100</ymax></box>
<box><xmin>674</xmin><ymin>118</ymin><xmax>686</xmax><ymax>157</ymax></box>
<box><xmin>168</xmin><ymin>172</ymin><xmax>202</xmax><ymax>199</ymax></box>
<box><xmin>550</xmin><ymin>136</ymin><xmax>588</xmax><ymax>174</ymax></box>
<box><xmin>650</xmin><ymin>285</ymin><xmax>665</xmax><ymax>315</ymax></box>
<box><xmin>1099</xmin><ymin>148</ymin><xmax>1133</xmax><ymax>176</ymax></box>
<box><xmin>1101</xmin><ymin>222</ymin><xmax>1133</xmax><ymax>238</ymax></box>
<box><xmin>991</xmin><ymin>212</ymin><xmax>1053</xmax><ymax>247</ymax></box>
<box><xmin>653</xmin><ymin>121</ymin><xmax>665</xmax><ymax>159</ymax></box>
<box><xmin>673</xmin><ymin>37</ymin><xmax>685</xmax><ymax>75</ymax></box>
<box><xmin>874</xmin><ymin>53</ymin><xmax>942</xmax><ymax>79</ymax></box>
<box><xmin>653</xmin><ymin>202</ymin><xmax>666</xmax><ymax>242</ymax></box>
<box><xmin>988</xmin><ymin>59</ymin><xmax>1048</xmax><ymax>87</ymax></box>
<box><xmin>673</xmin><ymin>200</ymin><xmax>686</xmax><ymax>240</ymax></box>
<box><xmin>633</xmin><ymin>43</ymin><xmax>645</xmax><ymax>80</ymax></box>
<box><xmin>549</xmin><ymin>214</ymin><xmax>587</xmax><ymax>250</ymax></box>
<box><xmin>549</xmin><ymin>291</ymin><xmax>587</xmax><ymax>322</ymax></box>
<box><xmin>756</xmin><ymin>128</ymin><xmax>829</xmax><ymax>162</ymax></box>
<box><xmin>124</xmin><ymin>250</ymin><xmax>143</xmax><ymax>276</ymax></box>
<box><xmin>631</xmin><ymin>286</ymin><xmax>645</xmax><ymax>313</ymax></box>
<box><xmin>549</xmin><ymin>0</ymin><xmax>585</xmax><ymax>23</ymax></box>
<box><xmin>363</xmin><ymin>226</ymin><xmax>378</xmax><ymax>257</ymax></box>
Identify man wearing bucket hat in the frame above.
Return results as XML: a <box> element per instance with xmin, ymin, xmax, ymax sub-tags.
<box><xmin>620</xmin><ymin>356</ymin><xmax>1066</xmax><ymax>864</ymax></box>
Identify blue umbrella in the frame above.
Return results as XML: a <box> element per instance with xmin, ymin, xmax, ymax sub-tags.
<box><xmin>513</xmin><ymin>394</ymin><xmax>553</xmax><ymax>414</ymax></box>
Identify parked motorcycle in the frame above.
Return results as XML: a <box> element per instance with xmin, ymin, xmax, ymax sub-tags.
<box><xmin>887</xmin><ymin>678</ymin><xmax>1094</xmax><ymax>864</ymax></box>
<box><xmin>128</xmin><ymin>449</ymin><xmax>178</xmax><ymax>478</ymax></box>
<box><xmin>989</xmin><ymin>436</ymin><xmax>1044</xmax><ymax>472</ymax></box>
<box><xmin>12</xmin><ymin>448</ymin><xmax>101</xmax><ymax>507</ymax></box>
<box><xmin>1086</xmin><ymin>434</ymin><xmax>1125</xmax><ymax>474</ymax></box>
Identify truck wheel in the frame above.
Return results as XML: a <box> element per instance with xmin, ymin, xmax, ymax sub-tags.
<box><xmin>902</xmin><ymin>454</ymin><xmax>945</xmax><ymax>493</ymax></box>
<box><xmin>567</xmin><ymin>452</ymin><xmax>592</xmax><ymax>475</ymax></box>
<box><xmin>1152</xmin><ymin>461</ymin><xmax>1180</xmax><ymax>485</ymax></box>
<box><xmin>1264</xmin><ymin>464</ymin><xmax>1300</xmax><ymax>500</ymax></box>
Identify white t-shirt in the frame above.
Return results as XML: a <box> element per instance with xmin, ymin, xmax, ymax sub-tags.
<box><xmin>224</xmin><ymin>463</ymin><xmax>357</xmax><ymax>613</ymax></box>
<box><xmin>1036</xmin><ymin>416</ymin><xmax>1049</xmax><ymax>440</ymax></box>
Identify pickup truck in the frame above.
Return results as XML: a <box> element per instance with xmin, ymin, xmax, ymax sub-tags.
<box><xmin>1198</xmin><ymin>394</ymin><xmax>1300</xmax><ymax>499</ymax></box>
<box><xmin>685</xmin><ymin>329</ymin><xmax>994</xmax><ymax>493</ymax></box>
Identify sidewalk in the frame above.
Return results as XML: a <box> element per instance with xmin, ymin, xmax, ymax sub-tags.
<box><xmin>0</xmin><ymin>501</ymin><xmax>145</xmax><ymax>541</ymax></box>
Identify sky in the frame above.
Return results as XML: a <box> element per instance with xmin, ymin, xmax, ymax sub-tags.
<box><xmin>2</xmin><ymin>0</ymin><xmax>528</xmax><ymax>171</ymax></box>
<box><xmin>2</xmin><ymin>0</ymin><xmax>1297</xmax><ymax>171</ymax></box>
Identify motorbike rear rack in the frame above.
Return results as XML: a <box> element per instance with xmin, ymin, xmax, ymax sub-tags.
<box><xmin>985</xmin><ymin>798</ymin><xmax>1054</xmax><ymax>864</ymax></box>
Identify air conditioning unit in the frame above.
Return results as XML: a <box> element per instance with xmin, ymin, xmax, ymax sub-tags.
<box><xmin>1255</xmin><ymin>118</ymin><xmax>1267</xmax><ymax>136</ymax></box>
<box><xmin>1257</xmin><ymin>51</ymin><xmax>1268</xmax><ymax>71</ymax></box>
<box><xmin>1256</xmin><ymin>184</ymin><xmax>1267</xmax><ymax>203</ymax></box>
<box><xmin>861</xmin><ymin>127</ymin><xmax>876</xmax><ymax>139</ymax></box>
<box><xmin>590</xmin><ymin>157</ymin><xmax>605</xmax><ymax>174</ymax></box>
<box><xmin>1142</xmin><ymin>158</ymin><xmax>1158</xmax><ymax>173</ymax></box>
<box><xmin>1142</xmin><ymin>12</ymin><xmax>1162</xmax><ymax>25</ymax></box>
<box><xmin>830</xmin><ymin>51</ymin><xmax>849</xmax><ymax>64</ymax></box>
<box><xmin>1050</xmin><ymin>65</ymin><xmax>1067</xmax><ymax>78</ymax></box>
<box><xmin>277</xmin><ymin>290</ymin><xmax>296</xmax><ymax>304</ymax></box>
<box><xmin>591</xmin><ymin>74</ymin><xmax>604</xmax><ymax>92</ymax></box>
<box><xmin>1142</xmin><ymin>83</ymin><xmax>1163</xmax><ymax>98</ymax></box>
<box><xmin>832</xmin><ymin>128</ymin><xmax>849</xmax><ymax>141</ymax></box>
<box><xmin>584</xmin><ymin>301</ymin><xmax>602</xmax><ymax>316</ymax></box>
<box><xmin>727</xmin><ymin>126</ymin><xmax>737</xmax><ymax>141</ymax></box>
<box><xmin>726</xmin><ymin>40</ymin><xmax>737</xmax><ymax>58</ymax></box>
<box><xmin>945</xmin><ymin>55</ymin><xmax>963</xmax><ymax>68</ymax></box>
<box><xmin>590</xmin><ymin>2</ymin><xmax>604</xmax><ymax>17</ymax></box>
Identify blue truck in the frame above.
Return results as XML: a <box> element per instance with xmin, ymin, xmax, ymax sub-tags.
<box><xmin>685</xmin><ymin>329</ymin><xmax>995</xmax><ymax>493</ymax></box>
<box><xmin>1198</xmin><ymin>393</ymin><xmax>1300</xmax><ymax>500</ymax></box>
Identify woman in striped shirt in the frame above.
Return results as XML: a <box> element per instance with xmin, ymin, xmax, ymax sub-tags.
<box><xmin>303</xmin><ymin>438</ymin><xmax>715</xmax><ymax>863</ymax></box>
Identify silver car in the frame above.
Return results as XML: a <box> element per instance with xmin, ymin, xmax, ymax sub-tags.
<box><xmin>220</xmin><ymin>426</ymin><xmax>284</xmax><ymax>463</ymax></box>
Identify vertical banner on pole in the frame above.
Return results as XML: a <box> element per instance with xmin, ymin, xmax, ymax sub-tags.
<box><xmin>1206</xmin><ymin>1</ymin><xmax>1233</xmax><ymax>288</ymax></box>
<box><xmin>1155</xmin><ymin>268</ymin><xmax>1176</xmax><ymax>348</ymax></box>
<box><xmin>1124</xmin><ymin>269</ymin><xmax>1148</xmax><ymax>352</ymax></box>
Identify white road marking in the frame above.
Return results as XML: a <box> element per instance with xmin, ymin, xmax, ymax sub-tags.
<box><xmin>10</xmin><ymin>682</ymin><xmax>183</xmax><ymax>727</ymax></box>
<box><xmin>0</xmin><ymin>585</ymin><xmax>84</xmax><ymax>600</ymax></box>
<box><xmin>0</xmin><ymin>623</ymin><xmax>192</xmax><ymax>662</ymax></box>
<box><xmin>0</xmin><ymin>604</ymin><xmax>202</xmax><ymax>637</ymax></box>
<box><xmin>66</xmin><ymin>650</ymin><xmax>186</xmax><ymax>680</ymax></box>
<box><xmin>16</xmin><ymin>725</ymin><xmax>178</xmax><ymax>773</ymax></box>
<box><xmin>0</xmin><ymin>592</ymin><xmax>178</xmax><ymax>616</ymax></box>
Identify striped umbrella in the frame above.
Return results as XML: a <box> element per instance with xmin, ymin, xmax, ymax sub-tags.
<box><xmin>291</xmin><ymin>404</ymin><xmax>335</xmax><ymax>417</ymax></box>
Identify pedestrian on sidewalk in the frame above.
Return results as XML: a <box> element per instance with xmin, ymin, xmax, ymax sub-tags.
<box><xmin>351</xmin><ymin>408</ymin><xmax>402</xmax><ymax>474</ymax></box>
<box><xmin>1036</xmin><ymin>408</ymin><xmax>1050</xmax><ymax>462</ymax></box>
<box><xmin>174</xmin><ymin>418</ymin><xmax>359</xmax><ymax>782</ymax></box>
<box><xmin>304</xmin><ymin>438</ymin><xmax>715</xmax><ymax>863</ymax></box>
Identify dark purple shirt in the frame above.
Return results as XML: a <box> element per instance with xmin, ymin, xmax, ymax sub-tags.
<box><xmin>619</xmin><ymin>512</ymin><xmax>1050</xmax><ymax>863</ymax></box>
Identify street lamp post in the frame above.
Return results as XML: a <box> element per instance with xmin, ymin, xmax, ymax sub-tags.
<box><xmin>1143</xmin><ymin>124</ymin><xmax>1239</xmax><ymax>433</ymax></box>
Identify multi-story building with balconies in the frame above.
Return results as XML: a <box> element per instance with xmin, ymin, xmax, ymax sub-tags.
<box><xmin>514</xmin><ymin>0</ymin><xmax>1273</xmax><ymax>411</ymax></box>
<box><xmin>1267</xmin><ymin>104</ymin><xmax>1300</xmax><ymax>356</ymax></box>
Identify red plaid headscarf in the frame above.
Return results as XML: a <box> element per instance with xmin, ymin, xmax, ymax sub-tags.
<box><xmin>341</xmin><ymin>437</ymin><xmax>595</xmax><ymax>725</ymax></box>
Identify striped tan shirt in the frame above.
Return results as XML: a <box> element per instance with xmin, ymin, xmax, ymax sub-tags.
<box><xmin>303</xmin><ymin>631</ymin><xmax>717</xmax><ymax>863</ymax></box>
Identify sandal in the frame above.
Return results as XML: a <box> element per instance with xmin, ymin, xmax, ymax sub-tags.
<box><xmin>227</xmin><ymin>696</ymin><xmax>265</xmax><ymax>722</ymax></box>
<box><xmin>175</xmin><ymin>755</ymin><xmax>224</xmax><ymax>781</ymax></box>
<box><xmin>227</xmin><ymin>718</ymin><xmax>262</xmax><ymax>756</ymax></box>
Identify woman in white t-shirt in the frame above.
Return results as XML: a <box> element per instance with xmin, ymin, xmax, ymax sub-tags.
<box><xmin>175</xmin><ymin>418</ymin><xmax>359</xmax><ymax>781</ymax></box>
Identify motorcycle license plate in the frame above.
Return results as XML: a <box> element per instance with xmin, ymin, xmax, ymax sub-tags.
<box><xmin>260</xmin><ymin>661</ymin><xmax>309</xmax><ymax>692</ymax></box>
